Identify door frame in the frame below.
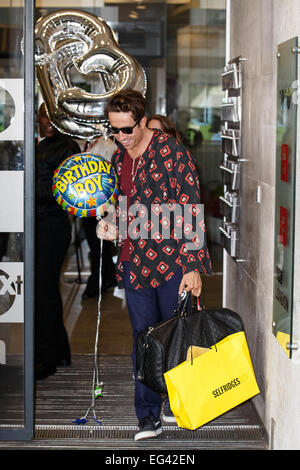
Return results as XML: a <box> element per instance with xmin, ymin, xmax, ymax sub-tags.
<box><xmin>0</xmin><ymin>0</ymin><xmax>35</xmax><ymax>441</ymax></box>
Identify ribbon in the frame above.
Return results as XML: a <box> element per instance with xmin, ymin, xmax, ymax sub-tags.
<box><xmin>73</xmin><ymin>227</ymin><xmax>104</xmax><ymax>426</ymax></box>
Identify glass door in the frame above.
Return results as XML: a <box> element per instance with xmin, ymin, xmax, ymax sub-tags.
<box><xmin>0</xmin><ymin>0</ymin><xmax>35</xmax><ymax>440</ymax></box>
<box><xmin>0</xmin><ymin>0</ymin><xmax>225</xmax><ymax>440</ymax></box>
<box><xmin>166</xmin><ymin>3</ymin><xmax>226</xmax><ymax>273</ymax></box>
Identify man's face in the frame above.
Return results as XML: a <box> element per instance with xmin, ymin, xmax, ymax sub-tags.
<box><xmin>108</xmin><ymin>111</ymin><xmax>145</xmax><ymax>152</ymax></box>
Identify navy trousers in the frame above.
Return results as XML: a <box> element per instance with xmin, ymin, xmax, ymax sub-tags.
<box><xmin>122</xmin><ymin>262</ymin><xmax>182</xmax><ymax>421</ymax></box>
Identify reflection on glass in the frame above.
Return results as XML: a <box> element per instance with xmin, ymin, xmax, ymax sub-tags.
<box><xmin>0</xmin><ymin>87</ymin><xmax>15</xmax><ymax>133</ymax></box>
<box><xmin>273</xmin><ymin>38</ymin><xmax>298</xmax><ymax>358</ymax></box>
<box><xmin>0</xmin><ymin>233</ymin><xmax>23</xmax><ymax>263</ymax></box>
<box><xmin>0</xmin><ymin>141</ymin><xmax>24</xmax><ymax>171</ymax></box>
<box><xmin>167</xmin><ymin>4</ymin><xmax>226</xmax><ymax>273</ymax></box>
<box><xmin>0</xmin><ymin>3</ymin><xmax>25</xmax><ymax>430</ymax></box>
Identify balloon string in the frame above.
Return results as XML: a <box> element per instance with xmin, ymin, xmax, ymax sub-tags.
<box><xmin>74</xmin><ymin>220</ymin><xmax>103</xmax><ymax>425</ymax></box>
<box><xmin>94</xmin><ymin>235</ymin><xmax>103</xmax><ymax>386</ymax></box>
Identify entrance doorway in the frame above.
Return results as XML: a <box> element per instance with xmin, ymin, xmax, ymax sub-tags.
<box><xmin>0</xmin><ymin>1</ymin><xmax>267</xmax><ymax>450</ymax></box>
<box><xmin>32</xmin><ymin>3</ymin><xmax>226</xmax><ymax>437</ymax></box>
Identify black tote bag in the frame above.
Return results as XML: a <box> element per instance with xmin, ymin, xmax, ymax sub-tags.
<box><xmin>135</xmin><ymin>293</ymin><xmax>244</xmax><ymax>394</ymax></box>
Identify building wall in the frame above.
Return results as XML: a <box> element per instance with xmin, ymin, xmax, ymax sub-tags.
<box><xmin>227</xmin><ymin>0</ymin><xmax>300</xmax><ymax>450</ymax></box>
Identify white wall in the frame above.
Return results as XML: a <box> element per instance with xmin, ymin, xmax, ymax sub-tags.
<box><xmin>227</xmin><ymin>0</ymin><xmax>300</xmax><ymax>450</ymax></box>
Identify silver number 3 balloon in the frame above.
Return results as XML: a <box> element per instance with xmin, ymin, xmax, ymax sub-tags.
<box><xmin>35</xmin><ymin>9</ymin><xmax>147</xmax><ymax>140</ymax></box>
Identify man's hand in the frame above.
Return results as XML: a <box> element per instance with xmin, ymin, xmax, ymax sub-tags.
<box><xmin>96</xmin><ymin>219</ymin><xmax>119</xmax><ymax>241</ymax></box>
<box><xmin>179</xmin><ymin>270</ymin><xmax>202</xmax><ymax>297</ymax></box>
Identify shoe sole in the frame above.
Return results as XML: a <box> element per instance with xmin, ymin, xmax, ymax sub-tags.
<box><xmin>162</xmin><ymin>415</ymin><xmax>177</xmax><ymax>424</ymax></box>
<box><xmin>134</xmin><ymin>427</ymin><xmax>162</xmax><ymax>441</ymax></box>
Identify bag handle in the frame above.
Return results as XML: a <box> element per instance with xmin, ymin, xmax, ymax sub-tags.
<box><xmin>190</xmin><ymin>294</ymin><xmax>218</xmax><ymax>356</ymax></box>
<box><xmin>175</xmin><ymin>291</ymin><xmax>204</xmax><ymax>316</ymax></box>
<box><xmin>175</xmin><ymin>292</ymin><xmax>218</xmax><ymax>364</ymax></box>
<box><xmin>174</xmin><ymin>290</ymin><xmax>191</xmax><ymax>317</ymax></box>
<box><xmin>195</xmin><ymin>295</ymin><xmax>204</xmax><ymax>311</ymax></box>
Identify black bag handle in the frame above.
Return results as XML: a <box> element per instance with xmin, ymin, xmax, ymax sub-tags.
<box><xmin>186</xmin><ymin>293</ymin><xmax>218</xmax><ymax>359</ymax></box>
<box><xmin>174</xmin><ymin>291</ymin><xmax>205</xmax><ymax>316</ymax></box>
<box><xmin>180</xmin><ymin>291</ymin><xmax>205</xmax><ymax>310</ymax></box>
<box><xmin>174</xmin><ymin>290</ymin><xmax>191</xmax><ymax>316</ymax></box>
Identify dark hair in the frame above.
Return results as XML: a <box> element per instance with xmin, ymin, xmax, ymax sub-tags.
<box><xmin>38</xmin><ymin>102</ymin><xmax>48</xmax><ymax>119</ymax></box>
<box><xmin>147</xmin><ymin>114</ymin><xmax>181</xmax><ymax>141</ymax></box>
<box><xmin>104</xmin><ymin>89</ymin><xmax>146</xmax><ymax>121</ymax></box>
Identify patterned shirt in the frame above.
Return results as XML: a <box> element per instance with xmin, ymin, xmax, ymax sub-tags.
<box><xmin>111</xmin><ymin>129</ymin><xmax>212</xmax><ymax>289</ymax></box>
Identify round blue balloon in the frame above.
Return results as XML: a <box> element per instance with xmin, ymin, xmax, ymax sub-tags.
<box><xmin>52</xmin><ymin>153</ymin><xmax>119</xmax><ymax>217</ymax></box>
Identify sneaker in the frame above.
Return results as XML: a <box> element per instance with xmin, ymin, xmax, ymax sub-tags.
<box><xmin>162</xmin><ymin>399</ymin><xmax>177</xmax><ymax>423</ymax></box>
<box><xmin>134</xmin><ymin>416</ymin><xmax>162</xmax><ymax>441</ymax></box>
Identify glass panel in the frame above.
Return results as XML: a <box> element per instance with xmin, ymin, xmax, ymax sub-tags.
<box><xmin>0</xmin><ymin>0</ymin><xmax>226</xmax><ymax>437</ymax></box>
<box><xmin>0</xmin><ymin>4</ymin><xmax>25</xmax><ymax>428</ymax></box>
<box><xmin>166</xmin><ymin>3</ymin><xmax>226</xmax><ymax>273</ymax></box>
<box><xmin>272</xmin><ymin>38</ymin><xmax>298</xmax><ymax>357</ymax></box>
<box><xmin>35</xmin><ymin>2</ymin><xmax>225</xmax><ymax>276</ymax></box>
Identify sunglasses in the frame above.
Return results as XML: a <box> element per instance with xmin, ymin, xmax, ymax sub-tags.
<box><xmin>108</xmin><ymin>117</ymin><xmax>142</xmax><ymax>135</ymax></box>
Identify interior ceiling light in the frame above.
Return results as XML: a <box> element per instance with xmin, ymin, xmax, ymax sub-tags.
<box><xmin>129</xmin><ymin>11</ymin><xmax>138</xmax><ymax>19</ymax></box>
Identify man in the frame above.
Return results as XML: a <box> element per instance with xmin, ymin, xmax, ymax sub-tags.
<box><xmin>96</xmin><ymin>90</ymin><xmax>212</xmax><ymax>440</ymax></box>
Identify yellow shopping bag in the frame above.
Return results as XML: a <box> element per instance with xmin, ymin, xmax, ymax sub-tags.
<box><xmin>164</xmin><ymin>331</ymin><xmax>260</xmax><ymax>430</ymax></box>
